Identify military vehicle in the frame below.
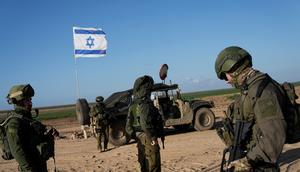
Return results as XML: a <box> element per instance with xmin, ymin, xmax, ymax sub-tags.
<box><xmin>76</xmin><ymin>64</ymin><xmax>215</xmax><ymax>146</ymax></box>
<box><xmin>101</xmin><ymin>83</ymin><xmax>215</xmax><ymax>146</ymax></box>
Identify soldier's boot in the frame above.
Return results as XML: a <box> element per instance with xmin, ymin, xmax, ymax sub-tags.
<box><xmin>104</xmin><ymin>130</ymin><xmax>109</xmax><ymax>151</ymax></box>
<box><xmin>100</xmin><ymin>143</ymin><xmax>105</xmax><ymax>152</ymax></box>
<box><xmin>99</xmin><ymin>140</ymin><xmax>103</xmax><ymax>152</ymax></box>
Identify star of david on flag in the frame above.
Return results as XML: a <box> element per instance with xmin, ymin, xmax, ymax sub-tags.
<box><xmin>73</xmin><ymin>27</ymin><xmax>107</xmax><ymax>58</ymax></box>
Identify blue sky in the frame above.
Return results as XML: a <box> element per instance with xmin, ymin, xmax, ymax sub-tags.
<box><xmin>0</xmin><ymin>0</ymin><xmax>299</xmax><ymax>110</ymax></box>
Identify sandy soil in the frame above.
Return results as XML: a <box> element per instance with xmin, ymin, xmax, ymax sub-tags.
<box><xmin>1</xmin><ymin>87</ymin><xmax>300</xmax><ymax>172</ymax></box>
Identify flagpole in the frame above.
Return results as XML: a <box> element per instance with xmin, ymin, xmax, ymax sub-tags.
<box><xmin>74</xmin><ymin>57</ymin><xmax>80</xmax><ymax>99</ymax></box>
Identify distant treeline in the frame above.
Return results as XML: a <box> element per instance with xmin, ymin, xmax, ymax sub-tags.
<box><xmin>294</xmin><ymin>81</ymin><xmax>300</xmax><ymax>86</ymax></box>
<box><xmin>1</xmin><ymin>82</ymin><xmax>299</xmax><ymax>121</ymax></box>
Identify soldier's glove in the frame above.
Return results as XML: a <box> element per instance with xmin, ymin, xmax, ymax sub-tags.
<box><xmin>227</xmin><ymin>157</ymin><xmax>252</xmax><ymax>172</ymax></box>
<box><xmin>46</xmin><ymin>126</ymin><xmax>59</xmax><ymax>137</ymax></box>
<box><xmin>216</xmin><ymin>127</ymin><xmax>233</xmax><ymax>147</ymax></box>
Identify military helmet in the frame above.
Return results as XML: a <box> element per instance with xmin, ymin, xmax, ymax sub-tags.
<box><xmin>95</xmin><ymin>96</ymin><xmax>104</xmax><ymax>102</ymax></box>
<box><xmin>7</xmin><ymin>84</ymin><xmax>34</xmax><ymax>104</ymax></box>
<box><xmin>215</xmin><ymin>46</ymin><xmax>252</xmax><ymax>80</ymax></box>
<box><xmin>133</xmin><ymin>75</ymin><xmax>154</xmax><ymax>98</ymax></box>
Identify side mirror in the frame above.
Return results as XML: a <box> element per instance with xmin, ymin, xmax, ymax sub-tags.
<box><xmin>159</xmin><ymin>64</ymin><xmax>169</xmax><ymax>81</ymax></box>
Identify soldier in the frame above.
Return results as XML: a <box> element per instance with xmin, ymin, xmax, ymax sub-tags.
<box><xmin>5</xmin><ymin>84</ymin><xmax>58</xmax><ymax>172</ymax></box>
<box><xmin>126</xmin><ymin>75</ymin><xmax>164</xmax><ymax>172</ymax></box>
<box><xmin>215</xmin><ymin>46</ymin><xmax>287</xmax><ymax>171</ymax></box>
<box><xmin>90</xmin><ymin>96</ymin><xmax>109</xmax><ymax>152</ymax></box>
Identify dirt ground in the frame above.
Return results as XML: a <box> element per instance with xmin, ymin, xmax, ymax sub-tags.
<box><xmin>1</xmin><ymin>87</ymin><xmax>300</xmax><ymax>172</ymax></box>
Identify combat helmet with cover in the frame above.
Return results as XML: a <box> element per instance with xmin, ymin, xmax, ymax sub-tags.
<box><xmin>7</xmin><ymin>84</ymin><xmax>34</xmax><ymax>104</ymax></box>
<box><xmin>215</xmin><ymin>46</ymin><xmax>252</xmax><ymax>80</ymax></box>
<box><xmin>133</xmin><ymin>75</ymin><xmax>154</xmax><ymax>99</ymax></box>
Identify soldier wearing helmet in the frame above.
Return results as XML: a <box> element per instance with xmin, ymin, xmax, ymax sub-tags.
<box><xmin>215</xmin><ymin>46</ymin><xmax>286</xmax><ymax>171</ymax></box>
<box><xmin>126</xmin><ymin>75</ymin><xmax>164</xmax><ymax>172</ymax></box>
<box><xmin>90</xmin><ymin>96</ymin><xmax>109</xmax><ymax>152</ymax></box>
<box><xmin>95</xmin><ymin>96</ymin><xmax>104</xmax><ymax>103</ymax></box>
<box><xmin>5</xmin><ymin>84</ymin><xmax>58</xmax><ymax>172</ymax></box>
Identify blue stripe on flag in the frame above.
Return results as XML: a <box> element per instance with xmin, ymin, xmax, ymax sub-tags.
<box><xmin>74</xmin><ymin>29</ymin><xmax>105</xmax><ymax>35</ymax></box>
<box><xmin>75</xmin><ymin>50</ymin><xmax>106</xmax><ymax>54</ymax></box>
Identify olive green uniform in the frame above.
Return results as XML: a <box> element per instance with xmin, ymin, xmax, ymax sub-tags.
<box><xmin>126</xmin><ymin>98</ymin><xmax>162</xmax><ymax>172</ymax></box>
<box><xmin>229</xmin><ymin>71</ymin><xmax>286</xmax><ymax>171</ymax></box>
<box><xmin>215</xmin><ymin>46</ymin><xmax>287</xmax><ymax>171</ymax></box>
<box><xmin>6</xmin><ymin>108</ymin><xmax>47</xmax><ymax>172</ymax></box>
<box><xmin>126</xmin><ymin>75</ymin><xmax>163</xmax><ymax>172</ymax></box>
<box><xmin>90</xmin><ymin>102</ymin><xmax>109</xmax><ymax>151</ymax></box>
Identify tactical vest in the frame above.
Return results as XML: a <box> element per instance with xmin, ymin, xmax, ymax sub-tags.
<box><xmin>95</xmin><ymin>104</ymin><xmax>109</xmax><ymax>126</ymax></box>
<box><xmin>230</xmin><ymin>73</ymin><xmax>283</xmax><ymax>149</ymax></box>
<box><xmin>233</xmin><ymin>73</ymin><xmax>300</xmax><ymax>145</ymax></box>
<box><xmin>0</xmin><ymin>112</ymin><xmax>55</xmax><ymax>161</ymax></box>
<box><xmin>0</xmin><ymin>113</ymin><xmax>13</xmax><ymax>160</ymax></box>
<box><xmin>131</xmin><ymin>103</ymin><xmax>142</xmax><ymax>131</ymax></box>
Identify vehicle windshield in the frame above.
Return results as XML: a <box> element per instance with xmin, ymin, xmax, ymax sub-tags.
<box><xmin>151</xmin><ymin>89</ymin><xmax>179</xmax><ymax>101</ymax></box>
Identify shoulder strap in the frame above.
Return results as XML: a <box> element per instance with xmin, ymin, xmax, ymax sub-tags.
<box><xmin>255</xmin><ymin>74</ymin><xmax>272</xmax><ymax>98</ymax></box>
<box><xmin>0</xmin><ymin>112</ymin><xmax>33</xmax><ymax>127</ymax></box>
<box><xmin>0</xmin><ymin>112</ymin><xmax>23</xmax><ymax>127</ymax></box>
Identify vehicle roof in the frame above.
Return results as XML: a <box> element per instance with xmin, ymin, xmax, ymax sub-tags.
<box><xmin>152</xmin><ymin>83</ymin><xmax>178</xmax><ymax>92</ymax></box>
<box><xmin>104</xmin><ymin>83</ymin><xmax>178</xmax><ymax>108</ymax></box>
<box><xmin>104</xmin><ymin>89</ymin><xmax>132</xmax><ymax>108</ymax></box>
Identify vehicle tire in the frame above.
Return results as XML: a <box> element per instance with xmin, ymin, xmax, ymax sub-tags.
<box><xmin>109</xmin><ymin>118</ymin><xmax>130</xmax><ymax>146</ymax></box>
<box><xmin>76</xmin><ymin>98</ymin><xmax>90</xmax><ymax>125</ymax></box>
<box><xmin>173</xmin><ymin>124</ymin><xmax>190</xmax><ymax>130</ymax></box>
<box><xmin>193</xmin><ymin>107</ymin><xmax>215</xmax><ymax>131</ymax></box>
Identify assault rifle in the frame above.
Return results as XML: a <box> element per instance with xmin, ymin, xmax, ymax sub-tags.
<box><xmin>220</xmin><ymin>119</ymin><xmax>251</xmax><ymax>172</ymax></box>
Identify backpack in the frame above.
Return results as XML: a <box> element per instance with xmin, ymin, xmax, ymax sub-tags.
<box><xmin>0</xmin><ymin>112</ymin><xmax>55</xmax><ymax>161</ymax></box>
<box><xmin>256</xmin><ymin>74</ymin><xmax>300</xmax><ymax>144</ymax></box>
<box><xmin>0</xmin><ymin>114</ymin><xmax>14</xmax><ymax>160</ymax></box>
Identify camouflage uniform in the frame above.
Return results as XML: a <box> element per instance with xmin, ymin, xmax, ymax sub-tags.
<box><xmin>5</xmin><ymin>84</ymin><xmax>58</xmax><ymax>172</ymax></box>
<box><xmin>126</xmin><ymin>75</ymin><xmax>163</xmax><ymax>172</ymax></box>
<box><xmin>6</xmin><ymin>108</ymin><xmax>48</xmax><ymax>172</ymax></box>
<box><xmin>90</xmin><ymin>97</ymin><xmax>109</xmax><ymax>151</ymax></box>
<box><xmin>215</xmin><ymin>46</ymin><xmax>286</xmax><ymax>172</ymax></box>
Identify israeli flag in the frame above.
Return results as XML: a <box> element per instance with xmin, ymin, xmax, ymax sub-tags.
<box><xmin>73</xmin><ymin>27</ymin><xmax>107</xmax><ymax>58</ymax></box>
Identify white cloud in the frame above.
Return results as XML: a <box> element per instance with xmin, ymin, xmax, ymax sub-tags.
<box><xmin>185</xmin><ymin>77</ymin><xmax>211</xmax><ymax>85</ymax></box>
<box><xmin>192</xmin><ymin>79</ymin><xmax>200</xmax><ymax>84</ymax></box>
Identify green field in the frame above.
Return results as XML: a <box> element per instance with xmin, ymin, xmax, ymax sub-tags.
<box><xmin>182</xmin><ymin>88</ymin><xmax>238</xmax><ymax>101</ymax></box>
<box><xmin>37</xmin><ymin>108</ymin><xmax>76</xmax><ymax>121</ymax></box>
